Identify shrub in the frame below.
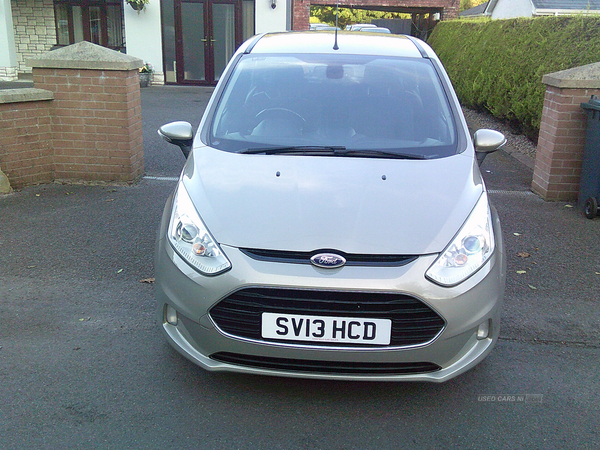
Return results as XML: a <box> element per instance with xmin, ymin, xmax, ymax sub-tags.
<box><xmin>428</xmin><ymin>16</ymin><xmax>600</xmax><ymax>139</ymax></box>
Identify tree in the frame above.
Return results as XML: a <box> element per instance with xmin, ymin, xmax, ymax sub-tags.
<box><xmin>310</xmin><ymin>6</ymin><xmax>410</xmax><ymax>30</ymax></box>
<box><xmin>460</xmin><ymin>0</ymin><xmax>488</xmax><ymax>12</ymax></box>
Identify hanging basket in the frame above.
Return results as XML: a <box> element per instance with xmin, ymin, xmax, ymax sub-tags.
<box><xmin>127</xmin><ymin>1</ymin><xmax>148</xmax><ymax>12</ymax></box>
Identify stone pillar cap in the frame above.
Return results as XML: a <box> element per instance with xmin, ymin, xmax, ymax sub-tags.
<box><xmin>543</xmin><ymin>62</ymin><xmax>600</xmax><ymax>89</ymax></box>
<box><xmin>27</xmin><ymin>41</ymin><xmax>143</xmax><ymax>71</ymax></box>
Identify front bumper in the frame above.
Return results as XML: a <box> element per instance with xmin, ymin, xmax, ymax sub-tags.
<box><xmin>155</xmin><ymin>210</ymin><xmax>506</xmax><ymax>382</ymax></box>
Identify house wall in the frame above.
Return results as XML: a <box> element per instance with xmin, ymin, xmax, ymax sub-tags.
<box><xmin>10</xmin><ymin>0</ymin><xmax>56</xmax><ymax>75</ymax></box>
<box><xmin>490</xmin><ymin>0</ymin><xmax>533</xmax><ymax>19</ymax></box>
<box><xmin>124</xmin><ymin>1</ymin><xmax>164</xmax><ymax>85</ymax></box>
<box><xmin>0</xmin><ymin>0</ymin><xmax>18</xmax><ymax>80</ymax></box>
<box><xmin>256</xmin><ymin>0</ymin><xmax>287</xmax><ymax>34</ymax></box>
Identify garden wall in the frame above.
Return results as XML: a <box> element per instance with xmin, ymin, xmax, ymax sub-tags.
<box><xmin>0</xmin><ymin>41</ymin><xmax>144</xmax><ymax>190</ymax></box>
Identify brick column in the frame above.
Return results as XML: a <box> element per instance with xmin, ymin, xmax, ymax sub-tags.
<box><xmin>28</xmin><ymin>41</ymin><xmax>144</xmax><ymax>184</ymax></box>
<box><xmin>532</xmin><ymin>63</ymin><xmax>600</xmax><ymax>201</ymax></box>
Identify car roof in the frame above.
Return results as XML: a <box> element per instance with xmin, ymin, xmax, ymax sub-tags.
<box><xmin>348</xmin><ymin>24</ymin><xmax>376</xmax><ymax>30</ymax></box>
<box><xmin>244</xmin><ymin>31</ymin><xmax>427</xmax><ymax>59</ymax></box>
<box><xmin>359</xmin><ymin>27</ymin><xmax>391</xmax><ymax>33</ymax></box>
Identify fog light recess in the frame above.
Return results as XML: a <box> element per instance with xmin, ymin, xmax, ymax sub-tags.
<box><xmin>476</xmin><ymin>319</ymin><xmax>491</xmax><ymax>340</ymax></box>
<box><xmin>166</xmin><ymin>304</ymin><xmax>178</xmax><ymax>326</ymax></box>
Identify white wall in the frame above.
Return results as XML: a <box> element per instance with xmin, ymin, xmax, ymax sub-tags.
<box><xmin>0</xmin><ymin>0</ymin><xmax>17</xmax><ymax>68</ymax></box>
<box><xmin>255</xmin><ymin>0</ymin><xmax>287</xmax><ymax>34</ymax></box>
<box><xmin>123</xmin><ymin>0</ymin><xmax>287</xmax><ymax>82</ymax></box>
<box><xmin>124</xmin><ymin>0</ymin><xmax>164</xmax><ymax>81</ymax></box>
<box><xmin>491</xmin><ymin>0</ymin><xmax>534</xmax><ymax>19</ymax></box>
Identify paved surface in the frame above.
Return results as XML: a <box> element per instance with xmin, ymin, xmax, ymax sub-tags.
<box><xmin>1</xmin><ymin>86</ymin><xmax>599</xmax><ymax>449</ymax></box>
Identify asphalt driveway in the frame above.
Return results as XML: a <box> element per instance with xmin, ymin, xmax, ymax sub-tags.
<box><xmin>0</xmin><ymin>86</ymin><xmax>598</xmax><ymax>449</ymax></box>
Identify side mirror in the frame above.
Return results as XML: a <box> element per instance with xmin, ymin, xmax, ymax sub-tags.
<box><xmin>473</xmin><ymin>129</ymin><xmax>506</xmax><ymax>165</ymax></box>
<box><xmin>158</xmin><ymin>121</ymin><xmax>193</xmax><ymax>158</ymax></box>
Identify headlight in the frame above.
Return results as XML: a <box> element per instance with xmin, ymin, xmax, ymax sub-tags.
<box><xmin>167</xmin><ymin>184</ymin><xmax>231</xmax><ymax>276</ymax></box>
<box><xmin>426</xmin><ymin>193</ymin><xmax>495</xmax><ymax>287</ymax></box>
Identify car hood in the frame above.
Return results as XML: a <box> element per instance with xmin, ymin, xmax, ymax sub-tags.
<box><xmin>181</xmin><ymin>147</ymin><xmax>484</xmax><ymax>255</ymax></box>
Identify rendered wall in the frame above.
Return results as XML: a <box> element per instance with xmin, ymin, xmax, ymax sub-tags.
<box><xmin>0</xmin><ymin>0</ymin><xmax>18</xmax><ymax>80</ymax></box>
<box><xmin>490</xmin><ymin>0</ymin><xmax>533</xmax><ymax>19</ymax></box>
<box><xmin>255</xmin><ymin>0</ymin><xmax>288</xmax><ymax>34</ymax></box>
<box><xmin>124</xmin><ymin>1</ymin><xmax>164</xmax><ymax>84</ymax></box>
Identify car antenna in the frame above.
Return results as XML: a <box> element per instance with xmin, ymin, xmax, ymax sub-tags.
<box><xmin>333</xmin><ymin>0</ymin><xmax>339</xmax><ymax>50</ymax></box>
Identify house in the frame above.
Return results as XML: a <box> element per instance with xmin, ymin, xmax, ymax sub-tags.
<box><xmin>459</xmin><ymin>1</ymin><xmax>489</xmax><ymax>17</ymax></box>
<box><xmin>485</xmin><ymin>0</ymin><xmax>600</xmax><ymax>19</ymax></box>
<box><xmin>0</xmin><ymin>0</ymin><xmax>459</xmax><ymax>86</ymax></box>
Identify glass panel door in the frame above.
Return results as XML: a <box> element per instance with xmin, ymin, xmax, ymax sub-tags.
<box><xmin>242</xmin><ymin>0</ymin><xmax>254</xmax><ymax>42</ymax></box>
<box><xmin>163</xmin><ymin>0</ymin><xmax>254</xmax><ymax>85</ymax></box>
<box><xmin>181</xmin><ymin>0</ymin><xmax>206</xmax><ymax>82</ymax></box>
<box><xmin>211</xmin><ymin>3</ymin><xmax>235</xmax><ymax>82</ymax></box>
<box><xmin>106</xmin><ymin>5</ymin><xmax>123</xmax><ymax>48</ymax></box>
<box><xmin>89</xmin><ymin>6</ymin><xmax>102</xmax><ymax>45</ymax></box>
<box><xmin>73</xmin><ymin>6</ymin><xmax>84</xmax><ymax>42</ymax></box>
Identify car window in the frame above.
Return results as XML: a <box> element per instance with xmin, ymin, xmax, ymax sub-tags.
<box><xmin>209</xmin><ymin>54</ymin><xmax>457</xmax><ymax>158</ymax></box>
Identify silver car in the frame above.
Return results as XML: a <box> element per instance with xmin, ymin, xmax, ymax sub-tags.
<box><xmin>156</xmin><ymin>31</ymin><xmax>507</xmax><ymax>382</ymax></box>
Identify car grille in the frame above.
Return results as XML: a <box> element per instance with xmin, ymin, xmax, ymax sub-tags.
<box><xmin>240</xmin><ymin>248</ymin><xmax>418</xmax><ymax>267</ymax></box>
<box><xmin>209</xmin><ymin>287</ymin><xmax>445</xmax><ymax>347</ymax></box>
<box><xmin>210</xmin><ymin>352</ymin><xmax>441</xmax><ymax>375</ymax></box>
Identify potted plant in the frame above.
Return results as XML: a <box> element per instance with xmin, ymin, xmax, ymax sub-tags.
<box><xmin>139</xmin><ymin>62</ymin><xmax>154</xmax><ymax>88</ymax></box>
<box><xmin>126</xmin><ymin>0</ymin><xmax>149</xmax><ymax>13</ymax></box>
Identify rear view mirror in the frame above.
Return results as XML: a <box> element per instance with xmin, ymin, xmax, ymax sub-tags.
<box><xmin>158</xmin><ymin>121</ymin><xmax>194</xmax><ymax>158</ymax></box>
<box><xmin>474</xmin><ymin>129</ymin><xmax>507</xmax><ymax>165</ymax></box>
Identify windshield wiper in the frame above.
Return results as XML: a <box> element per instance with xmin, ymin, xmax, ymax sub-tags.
<box><xmin>333</xmin><ymin>149</ymin><xmax>427</xmax><ymax>160</ymax></box>
<box><xmin>240</xmin><ymin>146</ymin><xmax>426</xmax><ymax>160</ymax></box>
<box><xmin>240</xmin><ymin>146</ymin><xmax>346</xmax><ymax>155</ymax></box>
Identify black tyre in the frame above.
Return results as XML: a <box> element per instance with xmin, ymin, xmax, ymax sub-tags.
<box><xmin>584</xmin><ymin>197</ymin><xmax>598</xmax><ymax>219</ymax></box>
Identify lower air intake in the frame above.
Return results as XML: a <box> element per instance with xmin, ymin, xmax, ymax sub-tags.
<box><xmin>210</xmin><ymin>352</ymin><xmax>441</xmax><ymax>375</ymax></box>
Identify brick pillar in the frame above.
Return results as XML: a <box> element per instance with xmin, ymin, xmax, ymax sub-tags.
<box><xmin>292</xmin><ymin>0</ymin><xmax>311</xmax><ymax>31</ymax></box>
<box><xmin>28</xmin><ymin>41</ymin><xmax>144</xmax><ymax>184</ymax></box>
<box><xmin>532</xmin><ymin>63</ymin><xmax>600</xmax><ymax>201</ymax></box>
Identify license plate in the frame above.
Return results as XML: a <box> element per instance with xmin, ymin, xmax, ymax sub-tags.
<box><xmin>261</xmin><ymin>313</ymin><xmax>392</xmax><ymax>345</ymax></box>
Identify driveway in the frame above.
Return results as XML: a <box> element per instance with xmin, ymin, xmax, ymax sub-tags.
<box><xmin>0</xmin><ymin>86</ymin><xmax>598</xmax><ymax>449</ymax></box>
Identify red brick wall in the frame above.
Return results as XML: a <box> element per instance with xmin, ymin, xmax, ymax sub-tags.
<box><xmin>0</xmin><ymin>67</ymin><xmax>143</xmax><ymax>189</ymax></box>
<box><xmin>33</xmin><ymin>67</ymin><xmax>144</xmax><ymax>184</ymax></box>
<box><xmin>292</xmin><ymin>0</ymin><xmax>459</xmax><ymax>30</ymax></box>
<box><xmin>532</xmin><ymin>86</ymin><xmax>599</xmax><ymax>201</ymax></box>
<box><xmin>0</xmin><ymin>100</ymin><xmax>53</xmax><ymax>188</ymax></box>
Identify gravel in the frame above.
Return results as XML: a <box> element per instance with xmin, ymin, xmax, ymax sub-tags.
<box><xmin>462</xmin><ymin>106</ymin><xmax>537</xmax><ymax>166</ymax></box>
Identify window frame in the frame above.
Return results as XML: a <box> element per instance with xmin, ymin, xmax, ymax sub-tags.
<box><xmin>53</xmin><ymin>0</ymin><xmax>125</xmax><ymax>52</ymax></box>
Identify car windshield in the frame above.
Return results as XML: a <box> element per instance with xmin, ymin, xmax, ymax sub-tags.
<box><xmin>209</xmin><ymin>53</ymin><xmax>458</xmax><ymax>158</ymax></box>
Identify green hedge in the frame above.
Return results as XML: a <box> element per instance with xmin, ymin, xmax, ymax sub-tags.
<box><xmin>428</xmin><ymin>16</ymin><xmax>600</xmax><ymax>138</ymax></box>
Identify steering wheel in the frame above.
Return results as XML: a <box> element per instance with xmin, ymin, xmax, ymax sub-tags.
<box><xmin>254</xmin><ymin>108</ymin><xmax>306</xmax><ymax>130</ymax></box>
